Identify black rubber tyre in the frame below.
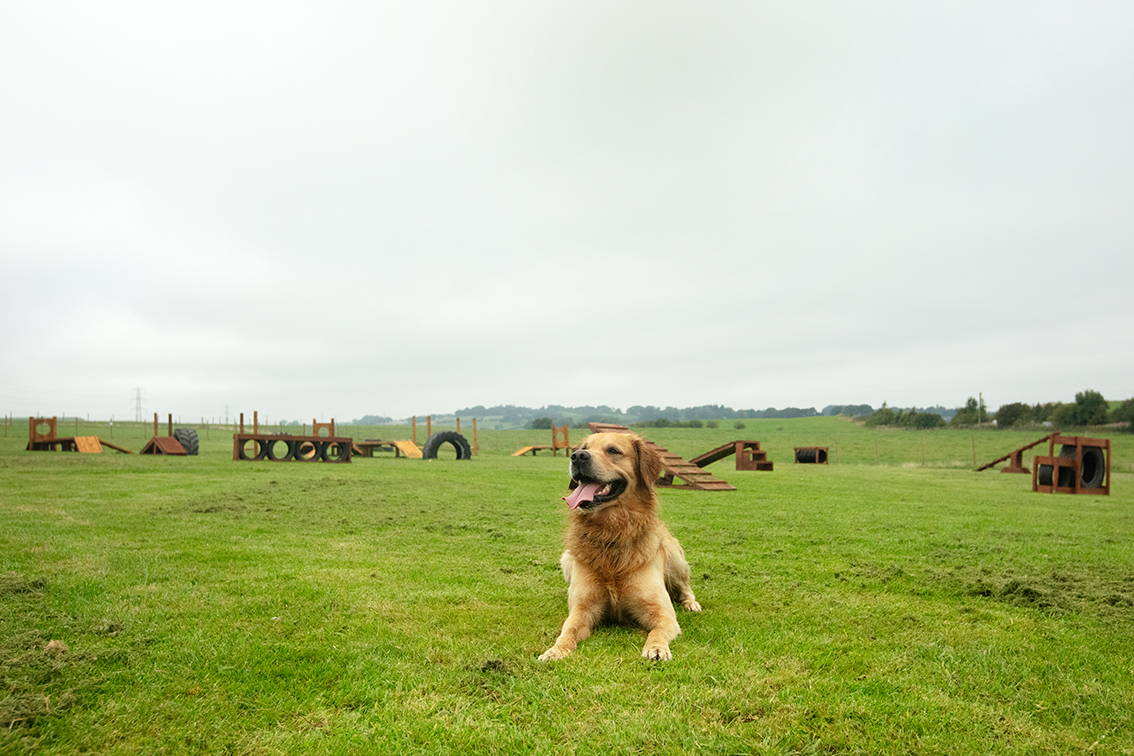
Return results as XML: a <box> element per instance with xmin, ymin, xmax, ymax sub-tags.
<box><xmin>1038</xmin><ymin>445</ymin><xmax>1101</xmax><ymax>488</ymax></box>
<box><xmin>295</xmin><ymin>440</ymin><xmax>325</xmax><ymax>462</ymax></box>
<box><xmin>173</xmin><ymin>428</ymin><xmax>199</xmax><ymax>455</ymax></box>
<box><xmin>1079</xmin><ymin>446</ymin><xmax>1106</xmax><ymax>488</ymax></box>
<box><xmin>265</xmin><ymin>437</ymin><xmax>295</xmax><ymax>461</ymax></box>
<box><xmin>323</xmin><ymin>442</ymin><xmax>350</xmax><ymax>463</ymax></box>
<box><xmin>422</xmin><ymin>431</ymin><xmax>473</xmax><ymax>460</ymax></box>
<box><xmin>796</xmin><ymin>449</ymin><xmax>817</xmax><ymax>463</ymax></box>
<box><xmin>236</xmin><ymin>438</ymin><xmax>267</xmax><ymax>461</ymax></box>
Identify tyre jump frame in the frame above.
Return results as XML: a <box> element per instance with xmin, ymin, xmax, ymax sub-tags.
<box><xmin>1032</xmin><ymin>435</ymin><xmax>1110</xmax><ymax>496</ymax></box>
<box><xmin>232</xmin><ymin>412</ymin><xmax>352</xmax><ymax>463</ymax></box>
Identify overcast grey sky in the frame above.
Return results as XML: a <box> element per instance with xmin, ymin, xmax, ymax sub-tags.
<box><xmin>2</xmin><ymin>1</ymin><xmax>1132</xmax><ymax>423</ymax></box>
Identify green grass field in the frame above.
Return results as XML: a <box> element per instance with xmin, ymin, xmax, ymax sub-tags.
<box><xmin>2</xmin><ymin>418</ymin><xmax>1132</xmax><ymax>754</ymax></box>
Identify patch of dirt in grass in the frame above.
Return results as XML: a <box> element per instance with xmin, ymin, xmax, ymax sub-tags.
<box><xmin>946</xmin><ymin>567</ymin><xmax>1134</xmax><ymax>618</ymax></box>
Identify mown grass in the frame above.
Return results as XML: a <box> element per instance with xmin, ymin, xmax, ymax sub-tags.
<box><xmin>1</xmin><ymin>419</ymin><xmax>1132</xmax><ymax>754</ymax></box>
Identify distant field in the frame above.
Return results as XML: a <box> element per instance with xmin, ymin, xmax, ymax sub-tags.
<box><xmin>2</xmin><ymin>419</ymin><xmax>1132</xmax><ymax>754</ymax></box>
<box><xmin>6</xmin><ymin>414</ymin><xmax>1132</xmax><ymax>470</ymax></box>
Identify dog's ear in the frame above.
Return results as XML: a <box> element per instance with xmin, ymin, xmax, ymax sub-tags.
<box><xmin>633</xmin><ymin>437</ymin><xmax>664</xmax><ymax>488</ymax></box>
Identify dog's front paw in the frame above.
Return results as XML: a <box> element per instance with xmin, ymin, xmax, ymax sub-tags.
<box><xmin>642</xmin><ymin>644</ymin><xmax>672</xmax><ymax>662</ymax></box>
<box><xmin>538</xmin><ymin>646</ymin><xmax>571</xmax><ymax>662</ymax></box>
<box><xmin>683</xmin><ymin>599</ymin><xmax>702</xmax><ymax>612</ymax></box>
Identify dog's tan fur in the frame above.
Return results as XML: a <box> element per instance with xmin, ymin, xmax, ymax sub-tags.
<box><xmin>539</xmin><ymin>432</ymin><xmax>701</xmax><ymax>662</ymax></box>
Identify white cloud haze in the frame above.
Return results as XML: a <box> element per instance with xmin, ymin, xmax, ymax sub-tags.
<box><xmin>2</xmin><ymin>1</ymin><xmax>1132</xmax><ymax>422</ymax></box>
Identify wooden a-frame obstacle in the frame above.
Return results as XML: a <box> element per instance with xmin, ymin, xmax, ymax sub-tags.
<box><xmin>141</xmin><ymin>413</ymin><xmax>188</xmax><ymax>455</ymax></box>
<box><xmin>976</xmin><ymin>432</ymin><xmax>1060</xmax><ymax>474</ymax></box>
<box><xmin>586</xmin><ymin>423</ymin><xmax>736</xmax><ymax>491</ymax></box>
<box><xmin>26</xmin><ymin>416</ymin><xmax>133</xmax><ymax>454</ymax></box>
<box><xmin>513</xmin><ymin>423</ymin><xmax>570</xmax><ymax>457</ymax></box>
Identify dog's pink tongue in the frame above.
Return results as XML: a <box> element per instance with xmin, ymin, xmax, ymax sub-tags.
<box><xmin>564</xmin><ymin>482</ymin><xmax>604</xmax><ymax>509</ymax></box>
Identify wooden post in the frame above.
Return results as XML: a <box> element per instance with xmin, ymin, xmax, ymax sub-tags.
<box><xmin>240</xmin><ymin>413</ymin><xmax>245</xmax><ymax>434</ymax></box>
<box><xmin>473</xmin><ymin>418</ymin><xmax>478</xmax><ymax>456</ymax></box>
<box><xmin>167</xmin><ymin>414</ymin><xmax>173</xmax><ymax>437</ymax></box>
<box><xmin>412</xmin><ymin>416</ymin><xmax>417</xmax><ymax>446</ymax></box>
<box><xmin>153</xmin><ymin>413</ymin><xmax>159</xmax><ymax>439</ymax></box>
<box><xmin>456</xmin><ymin>417</ymin><xmax>461</xmax><ymax>434</ymax></box>
<box><xmin>427</xmin><ymin>415</ymin><xmax>432</xmax><ymax>437</ymax></box>
<box><xmin>254</xmin><ymin>411</ymin><xmax>259</xmax><ymax>435</ymax></box>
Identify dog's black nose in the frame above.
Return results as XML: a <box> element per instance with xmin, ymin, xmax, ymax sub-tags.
<box><xmin>571</xmin><ymin>449</ymin><xmax>590</xmax><ymax>463</ymax></box>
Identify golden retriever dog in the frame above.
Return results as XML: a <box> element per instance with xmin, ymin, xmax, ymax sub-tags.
<box><xmin>539</xmin><ymin>432</ymin><xmax>701</xmax><ymax>662</ymax></box>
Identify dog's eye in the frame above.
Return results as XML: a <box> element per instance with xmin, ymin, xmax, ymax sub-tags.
<box><xmin>607</xmin><ymin>446</ymin><xmax>622</xmax><ymax>456</ymax></box>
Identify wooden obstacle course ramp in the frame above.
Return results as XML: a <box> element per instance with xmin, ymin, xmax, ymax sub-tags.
<box><xmin>586</xmin><ymin>423</ymin><xmax>736</xmax><ymax>491</ymax></box>
<box><xmin>141</xmin><ymin>413</ymin><xmax>189</xmax><ymax>455</ymax></box>
<box><xmin>690</xmin><ymin>440</ymin><xmax>774</xmax><ymax>471</ymax></box>
<box><xmin>141</xmin><ymin>436</ymin><xmax>188</xmax><ymax>455</ymax></box>
<box><xmin>513</xmin><ymin>424</ymin><xmax>571</xmax><ymax>457</ymax></box>
<box><xmin>352</xmin><ymin>439</ymin><xmax>422</xmax><ymax>458</ymax></box>
<box><xmin>25</xmin><ymin>416</ymin><xmax>133</xmax><ymax>454</ymax></box>
<box><xmin>73</xmin><ymin>436</ymin><xmax>102</xmax><ymax>453</ymax></box>
<box><xmin>393</xmin><ymin>440</ymin><xmax>423</xmax><ymax>459</ymax></box>
<box><xmin>976</xmin><ymin>432</ymin><xmax>1059</xmax><ymax>473</ymax></box>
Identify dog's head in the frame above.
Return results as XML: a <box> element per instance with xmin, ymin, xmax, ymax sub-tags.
<box><xmin>563</xmin><ymin>432</ymin><xmax>664</xmax><ymax>511</ymax></box>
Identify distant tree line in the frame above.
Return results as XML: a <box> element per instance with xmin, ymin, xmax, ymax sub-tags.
<box><xmin>351</xmin><ymin>392</ymin><xmax>1133</xmax><ymax>432</ymax></box>
<box><xmin>860</xmin><ymin>390</ymin><xmax>1133</xmax><ymax>432</ymax></box>
<box><xmin>993</xmin><ymin>390</ymin><xmax>1133</xmax><ymax>432</ymax></box>
<box><xmin>454</xmin><ymin>403</ymin><xmax>875</xmax><ymax>430</ymax></box>
<box><xmin>863</xmin><ymin>404</ymin><xmax>947</xmax><ymax>429</ymax></box>
<box><xmin>344</xmin><ymin>415</ymin><xmax>394</xmax><ymax>426</ymax></box>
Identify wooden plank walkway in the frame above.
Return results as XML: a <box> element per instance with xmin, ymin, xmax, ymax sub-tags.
<box><xmin>976</xmin><ymin>432</ymin><xmax>1059</xmax><ymax>473</ymax></box>
<box><xmin>513</xmin><ymin>445</ymin><xmax>552</xmax><ymax>456</ymax></box>
<box><xmin>586</xmin><ymin>423</ymin><xmax>735</xmax><ymax>491</ymax></box>
<box><xmin>353</xmin><ymin>439</ymin><xmax>423</xmax><ymax>458</ymax></box>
